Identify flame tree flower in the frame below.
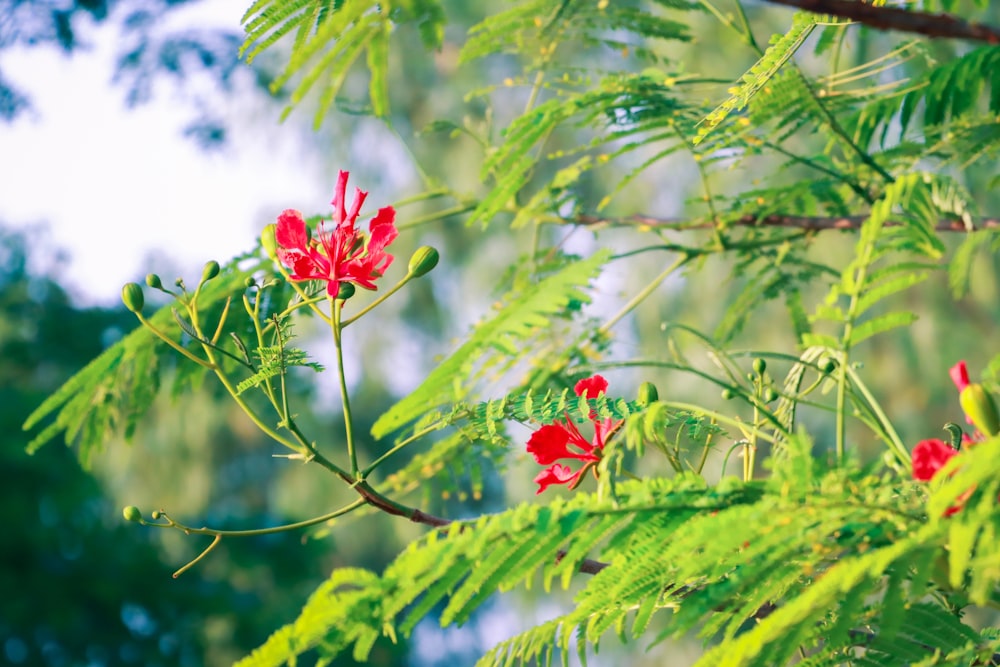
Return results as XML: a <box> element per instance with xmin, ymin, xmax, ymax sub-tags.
<box><xmin>274</xmin><ymin>170</ymin><xmax>398</xmax><ymax>299</ymax></box>
<box><xmin>527</xmin><ymin>375</ymin><xmax>622</xmax><ymax>494</ymax></box>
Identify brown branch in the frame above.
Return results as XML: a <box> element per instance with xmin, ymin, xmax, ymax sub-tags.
<box><xmin>763</xmin><ymin>0</ymin><xmax>1000</xmax><ymax>44</ymax></box>
<box><xmin>352</xmin><ymin>478</ymin><xmax>612</xmax><ymax>573</ymax></box>
<box><xmin>573</xmin><ymin>213</ymin><xmax>1000</xmax><ymax>232</ymax></box>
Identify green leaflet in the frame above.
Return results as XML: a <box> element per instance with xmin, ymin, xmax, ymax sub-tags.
<box><xmin>696</xmin><ymin>12</ymin><xmax>819</xmax><ymax>145</ymax></box>
<box><xmin>240</xmin><ymin>0</ymin><xmax>445</xmax><ymax>124</ymax></box>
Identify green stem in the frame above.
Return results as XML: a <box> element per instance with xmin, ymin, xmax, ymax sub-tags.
<box><xmin>835</xmin><ymin>350</ymin><xmax>848</xmax><ymax>463</ymax></box>
<box><xmin>525</xmin><ymin>69</ymin><xmax>546</xmax><ymax>115</ymax></box>
<box><xmin>143</xmin><ymin>499</ymin><xmax>366</xmax><ymax>538</ymax></box>
<box><xmin>662</xmin><ymin>401</ymin><xmax>781</xmax><ymax>445</ymax></box>
<box><xmin>396</xmin><ymin>203</ymin><xmax>477</xmax><ymax>231</ymax></box>
<box><xmin>137</xmin><ymin>314</ymin><xmax>215</xmax><ymax>368</ymax></box>
<box><xmin>271</xmin><ymin>264</ymin><xmax>333</xmax><ymax>324</ymax></box>
<box><xmin>599</xmin><ymin>254</ymin><xmax>690</xmax><ymax>334</ymax></box>
<box><xmin>361</xmin><ymin>422</ymin><xmax>442</xmax><ymax>478</ymax></box>
<box><xmin>846</xmin><ymin>364</ymin><xmax>910</xmax><ymax>465</ymax></box>
<box><xmin>172</xmin><ymin>535</ymin><xmax>220</xmax><ymax>579</ymax></box>
<box><xmin>694</xmin><ymin>419</ymin><xmax>717</xmax><ymax>474</ymax></box>
<box><xmin>732</xmin><ymin>0</ymin><xmax>761</xmax><ymax>52</ymax></box>
<box><xmin>332</xmin><ymin>299</ymin><xmax>360</xmax><ymax>477</ymax></box>
<box><xmin>341</xmin><ymin>273</ymin><xmax>414</xmax><ymax>328</ymax></box>
<box><xmin>192</xmin><ymin>320</ymin><xmax>312</xmax><ymax>457</ymax></box>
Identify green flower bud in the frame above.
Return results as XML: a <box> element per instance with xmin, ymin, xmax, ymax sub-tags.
<box><xmin>408</xmin><ymin>246</ymin><xmax>440</xmax><ymax>277</ymax></box>
<box><xmin>122</xmin><ymin>506</ymin><xmax>142</xmax><ymax>523</ymax></box>
<box><xmin>960</xmin><ymin>384</ymin><xmax>1000</xmax><ymax>438</ymax></box>
<box><xmin>201</xmin><ymin>260</ymin><xmax>220</xmax><ymax>283</ymax></box>
<box><xmin>243</xmin><ymin>276</ymin><xmax>257</xmax><ymax>289</ymax></box>
<box><xmin>146</xmin><ymin>273</ymin><xmax>162</xmax><ymax>289</ymax></box>
<box><xmin>818</xmin><ymin>358</ymin><xmax>836</xmax><ymax>374</ymax></box>
<box><xmin>121</xmin><ymin>283</ymin><xmax>145</xmax><ymax>314</ymax></box>
<box><xmin>721</xmin><ymin>388</ymin><xmax>735</xmax><ymax>400</ymax></box>
<box><xmin>764</xmin><ymin>388</ymin><xmax>779</xmax><ymax>403</ymax></box>
<box><xmin>150</xmin><ymin>510</ymin><xmax>161</xmax><ymax>520</ymax></box>
<box><xmin>752</xmin><ymin>358</ymin><xmax>767</xmax><ymax>375</ymax></box>
<box><xmin>637</xmin><ymin>381</ymin><xmax>659</xmax><ymax>406</ymax></box>
<box><xmin>336</xmin><ymin>282</ymin><xmax>356</xmax><ymax>300</ymax></box>
<box><xmin>261</xmin><ymin>224</ymin><xmax>278</xmax><ymax>261</ymax></box>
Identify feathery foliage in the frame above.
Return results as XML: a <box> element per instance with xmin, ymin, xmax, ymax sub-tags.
<box><xmin>27</xmin><ymin>0</ymin><xmax>1000</xmax><ymax>664</ymax></box>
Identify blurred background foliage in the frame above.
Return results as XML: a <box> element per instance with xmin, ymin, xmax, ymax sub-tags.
<box><xmin>3</xmin><ymin>0</ymin><xmax>1000</xmax><ymax>665</ymax></box>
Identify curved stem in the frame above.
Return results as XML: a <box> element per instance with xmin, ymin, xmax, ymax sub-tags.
<box><xmin>362</xmin><ymin>422</ymin><xmax>442</xmax><ymax>478</ymax></box>
<box><xmin>172</xmin><ymin>535</ymin><xmax>220</xmax><ymax>579</ymax></box>
<box><xmin>137</xmin><ymin>313</ymin><xmax>215</xmax><ymax>368</ymax></box>
<box><xmin>396</xmin><ymin>203</ymin><xmax>478</xmax><ymax>231</ymax></box>
<box><xmin>599</xmin><ymin>254</ymin><xmax>691</xmax><ymax>334</ymax></box>
<box><xmin>341</xmin><ymin>272</ymin><xmax>413</xmax><ymax>328</ymax></box>
<box><xmin>143</xmin><ymin>499</ymin><xmax>366</xmax><ymax>538</ymax></box>
<box><xmin>846</xmin><ymin>364</ymin><xmax>909</xmax><ymax>465</ymax></box>
<box><xmin>332</xmin><ymin>298</ymin><xmax>360</xmax><ymax>477</ymax></box>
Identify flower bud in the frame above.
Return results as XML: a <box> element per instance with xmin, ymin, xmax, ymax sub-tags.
<box><xmin>122</xmin><ymin>506</ymin><xmax>143</xmax><ymax>523</ymax></box>
<box><xmin>637</xmin><ymin>381</ymin><xmax>659</xmax><ymax>406</ymax></box>
<box><xmin>752</xmin><ymin>358</ymin><xmax>767</xmax><ymax>375</ymax></box>
<box><xmin>261</xmin><ymin>224</ymin><xmax>278</xmax><ymax>261</ymax></box>
<box><xmin>764</xmin><ymin>388</ymin><xmax>779</xmax><ymax>403</ymax></box>
<box><xmin>721</xmin><ymin>388</ymin><xmax>735</xmax><ymax>400</ymax></box>
<box><xmin>408</xmin><ymin>246</ymin><xmax>440</xmax><ymax>277</ymax></box>
<box><xmin>960</xmin><ymin>384</ymin><xmax>1000</xmax><ymax>438</ymax></box>
<box><xmin>817</xmin><ymin>358</ymin><xmax>836</xmax><ymax>374</ymax></box>
<box><xmin>150</xmin><ymin>510</ymin><xmax>161</xmax><ymax>520</ymax></box>
<box><xmin>201</xmin><ymin>260</ymin><xmax>220</xmax><ymax>283</ymax></box>
<box><xmin>243</xmin><ymin>276</ymin><xmax>257</xmax><ymax>289</ymax></box>
<box><xmin>336</xmin><ymin>282</ymin><xmax>356</xmax><ymax>300</ymax></box>
<box><xmin>121</xmin><ymin>283</ymin><xmax>145</xmax><ymax>314</ymax></box>
<box><xmin>146</xmin><ymin>273</ymin><xmax>162</xmax><ymax>289</ymax></box>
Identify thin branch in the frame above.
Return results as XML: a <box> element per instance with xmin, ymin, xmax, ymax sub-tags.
<box><xmin>573</xmin><ymin>213</ymin><xmax>1000</xmax><ymax>232</ymax></box>
<box><xmin>763</xmin><ymin>0</ymin><xmax>1000</xmax><ymax>44</ymax></box>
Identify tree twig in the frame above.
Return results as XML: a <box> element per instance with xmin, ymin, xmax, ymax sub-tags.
<box><xmin>572</xmin><ymin>213</ymin><xmax>1000</xmax><ymax>232</ymax></box>
<box><xmin>763</xmin><ymin>0</ymin><xmax>1000</xmax><ymax>44</ymax></box>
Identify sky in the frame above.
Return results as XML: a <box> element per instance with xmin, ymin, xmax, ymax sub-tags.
<box><xmin>0</xmin><ymin>1</ymin><xmax>329</xmax><ymax>305</ymax></box>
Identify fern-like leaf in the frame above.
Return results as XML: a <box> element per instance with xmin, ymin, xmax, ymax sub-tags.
<box><xmin>371</xmin><ymin>250</ymin><xmax>612</xmax><ymax>439</ymax></box>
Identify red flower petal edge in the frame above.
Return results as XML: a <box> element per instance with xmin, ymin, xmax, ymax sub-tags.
<box><xmin>950</xmin><ymin>360</ymin><xmax>970</xmax><ymax>393</ymax></box>
<box><xmin>534</xmin><ymin>464</ymin><xmax>581</xmax><ymax>494</ymax></box>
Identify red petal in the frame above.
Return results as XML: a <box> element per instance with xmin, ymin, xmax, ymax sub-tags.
<box><xmin>330</xmin><ymin>171</ymin><xmax>350</xmax><ymax>225</ymax></box>
<box><xmin>345</xmin><ymin>187</ymin><xmax>368</xmax><ymax>226</ymax></box>
<box><xmin>533</xmin><ymin>464</ymin><xmax>578</xmax><ymax>494</ymax></box>
<box><xmin>275</xmin><ymin>210</ymin><xmax>309</xmax><ymax>251</ymax></box>
<box><xmin>950</xmin><ymin>361</ymin><xmax>970</xmax><ymax>393</ymax></box>
<box><xmin>575</xmin><ymin>375</ymin><xmax>608</xmax><ymax>398</ymax></box>
<box><xmin>912</xmin><ymin>439</ymin><xmax>958</xmax><ymax>481</ymax></box>
<box><xmin>527</xmin><ymin>424</ymin><xmax>574</xmax><ymax>465</ymax></box>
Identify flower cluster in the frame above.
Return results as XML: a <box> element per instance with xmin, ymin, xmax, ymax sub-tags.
<box><xmin>526</xmin><ymin>375</ymin><xmax>621</xmax><ymax>494</ymax></box>
<box><xmin>274</xmin><ymin>170</ymin><xmax>398</xmax><ymax>298</ymax></box>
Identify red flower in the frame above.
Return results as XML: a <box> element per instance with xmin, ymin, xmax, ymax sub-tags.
<box><xmin>275</xmin><ymin>170</ymin><xmax>398</xmax><ymax>298</ymax></box>
<box><xmin>912</xmin><ymin>438</ymin><xmax>966</xmax><ymax>517</ymax></box>
<box><xmin>527</xmin><ymin>375</ymin><xmax>622</xmax><ymax>494</ymax></box>
<box><xmin>912</xmin><ymin>439</ymin><xmax>958</xmax><ymax>482</ymax></box>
